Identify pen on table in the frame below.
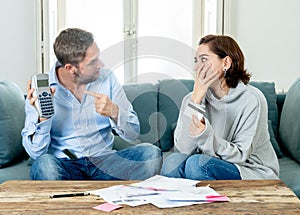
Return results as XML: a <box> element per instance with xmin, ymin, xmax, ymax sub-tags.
<box><xmin>50</xmin><ymin>192</ymin><xmax>90</xmax><ymax>198</ymax></box>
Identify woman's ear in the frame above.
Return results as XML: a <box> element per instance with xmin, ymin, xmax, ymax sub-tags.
<box><xmin>224</xmin><ymin>56</ymin><xmax>232</xmax><ymax>70</ymax></box>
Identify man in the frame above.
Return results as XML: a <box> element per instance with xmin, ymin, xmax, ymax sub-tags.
<box><xmin>22</xmin><ymin>28</ymin><xmax>162</xmax><ymax>180</ymax></box>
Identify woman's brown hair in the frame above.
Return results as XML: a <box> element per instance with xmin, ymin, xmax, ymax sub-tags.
<box><xmin>199</xmin><ymin>35</ymin><xmax>251</xmax><ymax>88</ymax></box>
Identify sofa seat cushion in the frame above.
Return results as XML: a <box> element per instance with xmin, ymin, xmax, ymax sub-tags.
<box><xmin>0</xmin><ymin>158</ymin><xmax>30</xmax><ymax>183</ymax></box>
<box><xmin>279</xmin><ymin>156</ymin><xmax>300</xmax><ymax>198</ymax></box>
<box><xmin>0</xmin><ymin>81</ymin><xmax>26</xmax><ymax>167</ymax></box>
<box><xmin>279</xmin><ymin>77</ymin><xmax>300</xmax><ymax>163</ymax></box>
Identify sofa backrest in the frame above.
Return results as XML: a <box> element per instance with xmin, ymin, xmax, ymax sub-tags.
<box><xmin>121</xmin><ymin>79</ymin><xmax>282</xmax><ymax>155</ymax></box>
<box><xmin>249</xmin><ymin>82</ymin><xmax>279</xmax><ymax>139</ymax></box>
<box><xmin>120</xmin><ymin>80</ymin><xmax>193</xmax><ymax>151</ymax></box>
<box><xmin>157</xmin><ymin>79</ymin><xmax>194</xmax><ymax>151</ymax></box>
<box><xmin>124</xmin><ymin>83</ymin><xmax>160</xmax><ymax>145</ymax></box>
<box><xmin>279</xmin><ymin>77</ymin><xmax>300</xmax><ymax>163</ymax></box>
<box><xmin>112</xmin><ymin>83</ymin><xmax>160</xmax><ymax>150</ymax></box>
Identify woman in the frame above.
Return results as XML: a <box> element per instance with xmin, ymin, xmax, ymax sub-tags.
<box><xmin>161</xmin><ymin>35</ymin><xmax>279</xmax><ymax>180</ymax></box>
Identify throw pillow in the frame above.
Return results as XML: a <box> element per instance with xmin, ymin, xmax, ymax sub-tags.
<box><xmin>279</xmin><ymin>77</ymin><xmax>300</xmax><ymax>163</ymax></box>
<box><xmin>0</xmin><ymin>81</ymin><xmax>26</xmax><ymax>167</ymax></box>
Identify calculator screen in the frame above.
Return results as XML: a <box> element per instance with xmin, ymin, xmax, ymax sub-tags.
<box><xmin>37</xmin><ymin>79</ymin><xmax>49</xmax><ymax>87</ymax></box>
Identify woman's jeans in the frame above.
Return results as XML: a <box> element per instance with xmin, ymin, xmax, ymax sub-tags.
<box><xmin>30</xmin><ymin>143</ymin><xmax>162</xmax><ymax>180</ymax></box>
<box><xmin>161</xmin><ymin>153</ymin><xmax>241</xmax><ymax>180</ymax></box>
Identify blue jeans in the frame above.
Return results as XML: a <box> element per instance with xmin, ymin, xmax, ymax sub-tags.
<box><xmin>161</xmin><ymin>153</ymin><xmax>241</xmax><ymax>180</ymax></box>
<box><xmin>30</xmin><ymin>143</ymin><xmax>162</xmax><ymax>180</ymax></box>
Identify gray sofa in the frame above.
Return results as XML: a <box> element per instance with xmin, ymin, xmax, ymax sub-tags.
<box><xmin>1</xmin><ymin>79</ymin><xmax>300</xmax><ymax>198</ymax></box>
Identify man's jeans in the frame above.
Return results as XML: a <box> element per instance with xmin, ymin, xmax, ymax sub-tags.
<box><xmin>161</xmin><ymin>153</ymin><xmax>241</xmax><ymax>180</ymax></box>
<box><xmin>30</xmin><ymin>143</ymin><xmax>162</xmax><ymax>180</ymax></box>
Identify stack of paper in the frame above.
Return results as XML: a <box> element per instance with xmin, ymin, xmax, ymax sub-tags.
<box><xmin>89</xmin><ymin>175</ymin><xmax>230</xmax><ymax>208</ymax></box>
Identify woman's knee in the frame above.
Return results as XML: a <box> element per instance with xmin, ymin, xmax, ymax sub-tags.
<box><xmin>184</xmin><ymin>154</ymin><xmax>213</xmax><ymax>179</ymax></box>
<box><xmin>186</xmin><ymin>154</ymin><xmax>212</xmax><ymax>168</ymax></box>
<box><xmin>161</xmin><ymin>153</ymin><xmax>189</xmax><ymax>176</ymax></box>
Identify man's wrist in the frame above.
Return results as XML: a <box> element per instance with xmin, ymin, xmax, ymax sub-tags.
<box><xmin>111</xmin><ymin>104</ymin><xmax>119</xmax><ymax>121</ymax></box>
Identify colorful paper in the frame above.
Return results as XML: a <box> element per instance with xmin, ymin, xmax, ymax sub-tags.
<box><xmin>93</xmin><ymin>203</ymin><xmax>123</xmax><ymax>212</ymax></box>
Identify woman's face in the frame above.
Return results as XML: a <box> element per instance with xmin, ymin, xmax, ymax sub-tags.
<box><xmin>194</xmin><ymin>44</ymin><xmax>225</xmax><ymax>78</ymax></box>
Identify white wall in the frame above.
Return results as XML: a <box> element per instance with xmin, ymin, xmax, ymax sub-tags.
<box><xmin>228</xmin><ymin>0</ymin><xmax>300</xmax><ymax>92</ymax></box>
<box><xmin>0</xmin><ymin>0</ymin><xmax>36</xmax><ymax>93</ymax></box>
<box><xmin>0</xmin><ymin>0</ymin><xmax>299</xmax><ymax>92</ymax></box>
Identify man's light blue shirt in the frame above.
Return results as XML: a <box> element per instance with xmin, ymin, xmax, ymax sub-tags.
<box><xmin>22</xmin><ymin>63</ymin><xmax>140</xmax><ymax>159</ymax></box>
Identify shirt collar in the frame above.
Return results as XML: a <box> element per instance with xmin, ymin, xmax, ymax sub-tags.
<box><xmin>49</xmin><ymin>61</ymin><xmax>62</xmax><ymax>87</ymax></box>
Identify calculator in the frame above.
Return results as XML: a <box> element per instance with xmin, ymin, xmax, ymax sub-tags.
<box><xmin>31</xmin><ymin>73</ymin><xmax>55</xmax><ymax>118</ymax></box>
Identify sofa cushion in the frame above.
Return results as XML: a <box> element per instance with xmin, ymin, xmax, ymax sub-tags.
<box><xmin>113</xmin><ymin>83</ymin><xmax>159</xmax><ymax>149</ymax></box>
<box><xmin>0</xmin><ymin>81</ymin><xmax>26</xmax><ymax>167</ymax></box>
<box><xmin>249</xmin><ymin>82</ymin><xmax>284</xmax><ymax>157</ymax></box>
<box><xmin>157</xmin><ymin>79</ymin><xmax>194</xmax><ymax>151</ymax></box>
<box><xmin>249</xmin><ymin>82</ymin><xmax>279</xmax><ymax>140</ymax></box>
<box><xmin>279</xmin><ymin>156</ymin><xmax>300</xmax><ymax>198</ymax></box>
<box><xmin>279</xmin><ymin>77</ymin><xmax>300</xmax><ymax>163</ymax></box>
<box><xmin>268</xmin><ymin>120</ymin><xmax>284</xmax><ymax>158</ymax></box>
<box><xmin>0</xmin><ymin>158</ymin><xmax>30</xmax><ymax>183</ymax></box>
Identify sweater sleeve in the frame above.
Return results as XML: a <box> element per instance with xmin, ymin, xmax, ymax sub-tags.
<box><xmin>174</xmin><ymin>94</ymin><xmax>200</xmax><ymax>154</ymax></box>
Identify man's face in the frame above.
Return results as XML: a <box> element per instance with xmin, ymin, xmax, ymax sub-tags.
<box><xmin>75</xmin><ymin>42</ymin><xmax>104</xmax><ymax>84</ymax></box>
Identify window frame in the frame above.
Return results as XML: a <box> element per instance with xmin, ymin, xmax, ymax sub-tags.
<box><xmin>36</xmin><ymin>0</ymin><xmax>228</xmax><ymax>80</ymax></box>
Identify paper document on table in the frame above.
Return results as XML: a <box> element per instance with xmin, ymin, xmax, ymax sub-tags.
<box><xmin>88</xmin><ymin>175</ymin><xmax>230</xmax><ymax>209</ymax></box>
<box><xmin>142</xmin><ymin>194</ymin><xmax>196</xmax><ymax>208</ymax></box>
<box><xmin>159</xmin><ymin>187</ymin><xmax>219</xmax><ymax>201</ymax></box>
<box><xmin>88</xmin><ymin>185</ymin><xmax>152</xmax><ymax>207</ymax></box>
<box><xmin>131</xmin><ymin>175</ymin><xmax>200</xmax><ymax>191</ymax></box>
<box><xmin>141</xmin><ymin>186</ymin><xmax>229</xmax><ymax>208</ymax></box>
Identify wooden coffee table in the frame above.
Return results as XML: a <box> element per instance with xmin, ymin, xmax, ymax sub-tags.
<box><xmin>0</xmin><ymin>180</ymin><xmax>299</xmax><ymax>214</ymax></box>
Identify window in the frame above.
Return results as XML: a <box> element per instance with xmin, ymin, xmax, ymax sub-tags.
<box><xmin>37</xmin><ymin>0</ymin><xmax>225</xmax><ymax>84</ymax></box>
<box><xmin>136</xmin><ymin>0</ymin><xmax>194</xmax><ymax>83</ymax></box>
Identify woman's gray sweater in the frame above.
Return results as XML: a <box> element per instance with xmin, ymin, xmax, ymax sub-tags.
<box><xmin>174</xmin><ymin>82</ymin><xmax>279</xmax><ymax>179</ymax></box>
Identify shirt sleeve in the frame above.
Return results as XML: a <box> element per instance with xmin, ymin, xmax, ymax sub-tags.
<box><xmin>109</xmin><ymin>73</ymin><xmax>140</xmax><ymax>142</ymax></box>
<box><xmin>21</xmin><ymin>99</ymin><xmax>53</xmax><ymax>159</ymax></box>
